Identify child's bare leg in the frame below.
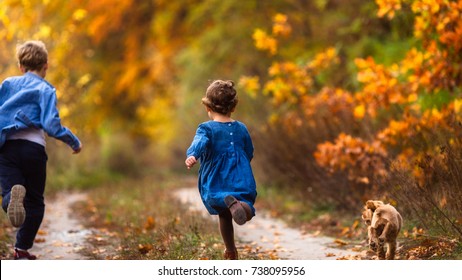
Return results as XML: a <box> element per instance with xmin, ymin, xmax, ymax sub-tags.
<box><xmin>219</xmin><ymin>210</ymin><xmax>237</xmax><ymax>259</ymax></box>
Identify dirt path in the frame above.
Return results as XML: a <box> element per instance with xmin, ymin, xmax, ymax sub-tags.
<box><xmin>27</xmin><ymin>192</ymin><xmax>91</xmax><ymax>260</ymax></box>
<box><xmin>20</xmin><ymin>186</ymin><xmax>357</xmax><ymax>260</ymax></box>
<box><xmin>175</xmin><ymin>187</ymin><xmax>357</xmax><ymax>260</ymax></box>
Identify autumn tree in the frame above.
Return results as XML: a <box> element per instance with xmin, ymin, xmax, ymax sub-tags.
<box><xmin>241</xmin><ymin>0</ymin><xmax>462</xmax><ymax>238</ymax></box>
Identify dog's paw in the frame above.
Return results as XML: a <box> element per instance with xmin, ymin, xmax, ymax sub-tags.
<box><xmin>378</xmin><ymin>236</ymin><xmax>386</xmax><ymax>244</ymax></box>
<box><xmin>369</xmin><ymin>241</ymin><xmax>378</xmax><ymax>251</ymax></box>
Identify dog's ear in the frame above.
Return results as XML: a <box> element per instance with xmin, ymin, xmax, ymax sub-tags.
<box><xmin>365</xmin><ymin>200</ymin><xmax>377</xmax><ymax>210</ymax></box>
<box><xmin>365</xmin><ymin>200</ymin><xmax>384</xmax><ymax>211</ymax></box>
<box><xmin>361</xmin><ymin>209</ymin><xmax>372</xmax><ymax>225</ymax></box>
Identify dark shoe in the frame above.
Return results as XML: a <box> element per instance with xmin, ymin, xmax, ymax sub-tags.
<box><xmin>224</xmin><ymin>249</ymin><xmax>238</xmax><ymax>260</ymax></box>
<box><xmin>14</xmin><ymin>249</ymin><xmax>37</xmax><ymax>260</ymax></box>
<box><xmin>224</xmin><ymin>195</ymin><xmax>247</xmax><ymax>225</ymax></box>
<box><xmin>240</xmin><ymin>201</ymin><xmax>253</xmax><ymax>221</ymax></box>
<box><xmin>7</xmin><ymin>185</ymin><xmax>26</xmax><ymax>227</ymax></box>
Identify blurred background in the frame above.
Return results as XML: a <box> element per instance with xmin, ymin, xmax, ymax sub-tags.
<box><xmin>1</xmin><ymin>0</ymin><xmax>461</xmax><ymax>240</ymax></box>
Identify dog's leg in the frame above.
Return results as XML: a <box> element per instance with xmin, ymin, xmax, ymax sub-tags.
<box><xmin>368</xmin><ymin>227</ymin><xmax>378</xmax><ymax>252</ymax></box>
<box><xmin>386</xmin><ymin>241</ymin><xmax>396</xmax><ymax>260</ymax></box>
<box><xmin>377</xmin><ymin>241</ymin><xmax>386</xmax><ymax>260</ymax></box>
<box><xmin>378</xmin><ymin>221</ymin><xmax>391</xmax><ymax>244</ymax></box>
<box><xmin>376</xmin><ymin>225</ymin><xmax>387</xmax><ymax>260</ymax></box>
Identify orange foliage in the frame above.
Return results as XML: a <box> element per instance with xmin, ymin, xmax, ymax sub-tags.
<box><xmin>314</xmin><ymin>133</ymin><xmax>388</xmax><ymax>184</ymax></box>
<box><xmin>242</xmin><ymin>1</ymin><xmax>462</xmax><ymax>189</ymax></box>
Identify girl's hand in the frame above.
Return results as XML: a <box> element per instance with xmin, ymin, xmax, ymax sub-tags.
<box><xmin>185</xmin><ymin>156</ymin><xmax>197</xmax><ymax>169</ymax></box>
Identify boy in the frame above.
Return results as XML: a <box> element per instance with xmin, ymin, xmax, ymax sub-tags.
<box><xmin>0</xmin><ymin>40</ymin><xmax>82</xmax><ymax>260</ymax></box>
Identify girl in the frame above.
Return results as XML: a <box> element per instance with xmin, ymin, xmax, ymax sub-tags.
<box><xmin>185</xmin><ymin>80</ymin><xmax>257</xmax><ymax>260</ymax></box>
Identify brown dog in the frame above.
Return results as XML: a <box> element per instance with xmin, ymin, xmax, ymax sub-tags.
<box><xmin>361</xmin><ymin>200</ymin><xmax>403</xmax><ymax>260</ymax></box>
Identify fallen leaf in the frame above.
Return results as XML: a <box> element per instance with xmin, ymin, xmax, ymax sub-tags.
<box><xmin>138</xmin><ymin>243</ymin><xmax>153</xmax><ymax>254</ymax></box>
<box><xmin>144</xmin><ymin>216</ymin><xmax>156</xmax><ymax>230</ymax></box>
<box><xmin>341</xmin><ymin>227</ymin><xmax>350</xmax><ymax>235</ymax></box>
<box><xmin>336</xmin><ymin>254</ymin><xmax>361</xmax><ymax>260</ymax></box>
<box><xmin>334</xmin><ymin>239</ymin><xmax>348</xmax><ymax>246</ymax></box>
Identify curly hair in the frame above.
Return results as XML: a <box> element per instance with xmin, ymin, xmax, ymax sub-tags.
<box><xmin>202</xmin><ymin>80</ymin><xmax>238</xmax><ymax>115</ymax></box>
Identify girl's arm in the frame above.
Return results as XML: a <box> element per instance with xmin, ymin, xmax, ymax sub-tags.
<box><xmin>243</xmin><ymin>126</ymin><xmax>254</xmax><ymax>161</ymax></box>
<box><xmin>185</xmin><ymin>124</ymin><xmax>210</xmax><ymax>168</ymax></box>
<box><xmin>185</xmin><ymin>156</ymin><xmax>197</xmax><ymax>169</ymax></box>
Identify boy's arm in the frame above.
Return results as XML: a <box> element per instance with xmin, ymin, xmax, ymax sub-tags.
<box><xmin>40</xmin><ymin>89</ymin><xmax>81</xmax><ymax>152</ymax></box>
<box><xmin>0</xmin><ymin>79</ymin><xmax>11</xmax><ymax>105</ymax></box>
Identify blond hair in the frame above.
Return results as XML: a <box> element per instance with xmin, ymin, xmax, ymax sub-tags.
<box><xmin>16</xmin><ymin>40</ymin><xmax>48</xmax><ymax>71</ymax></box>
<box><xmin>202</xmin><ymin>80</ymin><xmax>238</xmax><ymax>115</ymax></box>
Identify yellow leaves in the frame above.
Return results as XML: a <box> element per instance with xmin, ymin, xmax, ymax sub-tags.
<box><xmin>264</xmin><ymin>79</ymin><xmax>292</xmax><ymax>104</ymax></box>
<box><xmin>77</xmin><ymin>73</ymin><xmax>92</xmax><ymax>88</ymax></box>
<box><xmin>306</xmin><ymin>47</ymin><xmax>339</xmax><ymax>71</ymax></box>
<box><xmin>263</xmin><ymin>62</ymin><xmax>312</xmax><ymax>105</ymax></box>
<box><xmin>137</xmin><ymin>96</ymin><xmax>178</xmax><ymax>148</ymax></box>
<box><xmin>375</xmin><ymin>0</ymin><xmax>402</xmax><ymax>19</ymax></box>
<box><xmin>353</xmin><ymin>104</ymin><xmax>366</xmax><ymax>119</ymax></box>
<box><xmin>252</xmin><ymin>28</ymin><xmax>278</xmax><ymax>55</ymax></box>
<box><xmin>408</xmin><ymin>93</ymin><xmax>418</xmax><ymax>103</ymax></box>
<box><xmin>255</xmin><ymin>47</ymin><xmax>339</xmax><ymax>109</ymax></box>
<box><xmin>72</xmin><ymin>9</ymin><xmax>87</xmax><ymax>21</ymax></box>
<box><xmin>37</xmin><ymin>24</ymin><xmax>51</xmax><ymax>38</ymax></box>
<box><xmin>411</xmin><ymin>0</ymin><xmax>441</xmax><ymax>15</ymax></box>
<box><xmin>429</xmin><ymin>108</ymin><xmax>443</xmax><ymax>121</ymax></box>
<box><xmin>272</xmin><ymin>13</ymin><xmax>291</xmax><ymax>36</ymax></box>
<box><xmin>0</xmin><ymin>6</ymin><xmax>9</xmax><ymax>25</ymax></box>
<box><xmin>355</xmin><ymin>57</ymin><xmax>380</xmax><ymax>84</ymax></box>
<box><xmin>253</xmin><ymin>13</ymin><xmax>292</xmax><ymax>55</ymax></box>
<box><xmin>403</xmin><ymin>227</ymin><xmax>425</xmax><ymax>239</ymax></box>
<box><xmin>59</xmin><ymin>105</ymin><xmax>70</xmax><ymax>119</ymax></box>
<box><xmin>411</xmin><ymin>0</ymin><xmax>462</xmax><ymax>53</ymax></box>
<box><xmin>239</xmin><ymin>76</ymin><xmax>260</xmax><ymax>99</ymax></box>
<box><xmin>453</xmin><ymin>99</ymin><xmax>462</xmax><ymax>114</ymax></box>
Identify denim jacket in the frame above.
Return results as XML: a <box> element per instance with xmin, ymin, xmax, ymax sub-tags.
<box><xmin>0</xmin><ymin>72</ymin><xmax>81</xmax><ymax>151</ymax></box>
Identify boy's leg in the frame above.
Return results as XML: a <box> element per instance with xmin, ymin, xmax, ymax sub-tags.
<box><xmin>15</xmin><ymin>142</ymin><xmax>47</xmax><ymax>250</ymax></box>
<box><xmin>0</xmin><ymin>143</ymin><xmax>26</xmax><ymax>215</ymax></box>
<box><xmin>219</xmin><ymin>210</ymin><xmax>238</xmax><ymax>260</ymax></box>
<box><xmin>7</xmin><ymin>185</ymin><xmax>27</xmax><ymax>227</ymax></box>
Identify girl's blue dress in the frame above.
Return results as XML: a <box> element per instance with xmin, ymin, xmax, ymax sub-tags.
<box><xmin>187</xmin><ymin>120</ymin><xmax>257</xmax><ymax>216</ymax></box>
